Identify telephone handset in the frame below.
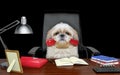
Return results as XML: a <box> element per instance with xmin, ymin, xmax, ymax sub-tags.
<box><xmin>46</xmin><ymin>38</ymin><xmax>79</xmax><ymax>46</ymax></box>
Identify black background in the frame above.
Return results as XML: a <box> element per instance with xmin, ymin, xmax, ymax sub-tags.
<box><xmin>0</xmin><ymin>1</ymin><xmax>120</xmax><ymax>58</ymax></box>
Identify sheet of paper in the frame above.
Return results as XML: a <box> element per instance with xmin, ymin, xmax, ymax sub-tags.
<box><xmin>55</xmin><ymin>57</ymin><xmax>89</xmax><ymax>66</ymax></box>
<box><xmin>69</xmin><ymin>57</ymin><xmax>89</xmax><ymax>65</ymax></box>
<box><xmin>55</xmin><ymin>58</ymin><xmax>73</xmax><ymax>66</ymax></box>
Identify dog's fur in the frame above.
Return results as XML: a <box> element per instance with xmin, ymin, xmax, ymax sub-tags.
<box><xmin>46</xmin><ymin>22</ymin><xmax>79</xmax><ymax>59</ymax></box>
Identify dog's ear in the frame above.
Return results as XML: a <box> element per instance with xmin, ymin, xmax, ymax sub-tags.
<box><xmin>46</xmin><ymin>33</ymin><xmax>51</xmax><ymax>40</ymax></box>
<box><xmin>46</xmin><ymin>26</ymin><xmax>57</xmax><ymax>40</ymax></box>
<box><xmin>73</xmin><ymin>32</ymin><xmax>79</xmax><ymax>40</ymax></box>
<box><xmin>70</xmin><ymin>27</ymin><xmax>79</xmax><ymax>46</ymax></box>
<box><xmin>46</xmin><ymin>29</ymin><xmax>53</xmax><ymax>40</ymax></box>
<box><xmin>46</xmin><ymin>28</ymin><xmax>56</xmax><ymax>46</ymax></box>
<box><xmin>71</xmin><ymin>28</ymin><xmax>79</xmax><ymax>40</ymax></box>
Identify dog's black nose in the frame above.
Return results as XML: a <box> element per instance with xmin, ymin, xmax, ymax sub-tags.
<box><xmin>60</xmin><ymin>34</ymin><xmax>65</xmax><ymax>37</ymax></box>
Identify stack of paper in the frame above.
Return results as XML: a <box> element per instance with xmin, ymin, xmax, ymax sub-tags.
<box><xmin>91</xmin><ymin>55</ymin><xmax>119</xmax><ymax>65</ymax></box>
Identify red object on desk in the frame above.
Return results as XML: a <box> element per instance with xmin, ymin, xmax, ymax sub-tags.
<box><xmin>20</xmin><ymin>56</ymin><xmax>48</xmax><ymax>68</ymax></box>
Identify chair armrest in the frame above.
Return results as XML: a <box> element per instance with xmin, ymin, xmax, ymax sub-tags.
<box><xmin>28</xmin><ymin>46</ymin><xmax>46</xmax><ymax>58</ymax></box>
<box><xmin>35</xmin><ymin>48</ymin><xmax>46</xmax><ymax>58</ymax></box>
<box><xmin>86</xmin><ymin>46</ymin><xmax>100</xmax><ymax>56</ymax></box>
<box><xmin>28</xmin><ymin>47</ymin><xmax>40</xmax><ymax>56</ymax></box>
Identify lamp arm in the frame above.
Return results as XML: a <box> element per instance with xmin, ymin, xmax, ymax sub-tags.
<box><xmin>0</xmin><ymin>20</ymin><xmax>20</xmax><ymax>50</ymax></box>
<box><xmin>0</xmin><ymin>36</ymin><xmax>8</xmax><ymax>50</ymax></box>
<box><xmin>0</xmin><ymin>20</ymin><xmax>20</xmax><ymax>34</ymax></box>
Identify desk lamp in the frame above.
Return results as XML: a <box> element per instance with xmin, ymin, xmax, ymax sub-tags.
<box><xmin>0</xmin><ymin>16</ymin><xmax>33</xmax><ymax>50</ymax></box>
<box><xmin>0</xmin><ymin>16</ymin><xmax>33</xmax><ymax>72</ymax></box>
<box><xmin>15</xmin><ymin>16</ymin><xmax>33</xmax><ymax>34</ymax></box>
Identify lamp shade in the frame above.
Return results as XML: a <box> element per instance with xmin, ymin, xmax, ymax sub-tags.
<box><xmin>15</xmin><ymin>16</ymin><xmax>33</xmax><ymax>34</ymax></box>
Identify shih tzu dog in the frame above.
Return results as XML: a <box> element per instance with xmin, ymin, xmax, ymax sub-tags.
<box><xmin>46</xmin><ymin>22</ymin><xmax>79</xmax><ymax>59</ymax></box>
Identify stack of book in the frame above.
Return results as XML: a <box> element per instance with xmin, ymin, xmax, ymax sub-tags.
<box><xmin>91</xmin><ymin>55</ymin><xmax>119</xmax><ymax>65</ymax></box>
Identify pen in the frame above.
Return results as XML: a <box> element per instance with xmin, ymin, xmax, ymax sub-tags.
<box><xmin>48</xmin><ymin>59</ymin><xmax>55</xmax><ymax>64</ymax></box>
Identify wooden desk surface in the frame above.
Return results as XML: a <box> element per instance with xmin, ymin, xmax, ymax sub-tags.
<box><xmin>0</xmin><ymin>59</ymin><xmax>120</xmax><ymax>75</ymax></box>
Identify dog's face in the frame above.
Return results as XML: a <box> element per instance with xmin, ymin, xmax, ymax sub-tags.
<box><xmin>46</xmin><ymin>22</ymin><xmax>79</xmax><ymax>49</ymax></box>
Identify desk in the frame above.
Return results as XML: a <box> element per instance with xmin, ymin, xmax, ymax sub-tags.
<box><xmin>0</xmin><ymin>59</ymin><xmax>120</xmax><ymax>75</ymax></box>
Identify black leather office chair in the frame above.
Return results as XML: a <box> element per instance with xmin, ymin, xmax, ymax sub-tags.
<box><xmin>28</xmin><ymin>13</ymin><xmax>100</xmax><ymax>58</ymax></box>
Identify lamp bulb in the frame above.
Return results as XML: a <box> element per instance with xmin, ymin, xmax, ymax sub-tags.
<box><xmin>21</xmin><ymin>16</ymin><xmax>27</xmax><ymax>25</ymax></box>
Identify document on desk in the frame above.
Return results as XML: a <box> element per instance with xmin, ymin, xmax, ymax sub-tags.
<box><xmin>55</xmin><ymin>57</ymin><xmax>89</xmax><ymax>66</ymax></box>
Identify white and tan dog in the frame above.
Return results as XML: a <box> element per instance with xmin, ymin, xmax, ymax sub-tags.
<box><xmin>46</xmin><ymin>22</ymin><xmax>79</xmax><ymax>59</ymax></box>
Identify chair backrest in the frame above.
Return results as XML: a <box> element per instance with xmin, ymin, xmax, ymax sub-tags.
<box><xmin>42</xmin><ymin>13</ymin><xmax>83</xmax><ymax>51</ymax></box>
